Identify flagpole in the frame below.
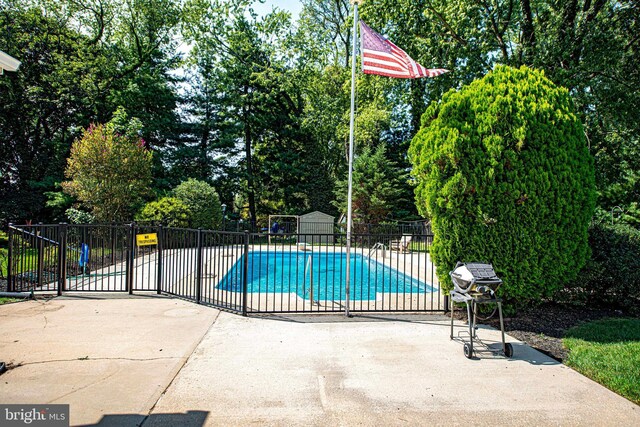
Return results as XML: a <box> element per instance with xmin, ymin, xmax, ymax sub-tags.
<box><xmin>345</xmin><ymin>0</ymin><xmax>360</xmax><ymax>318</ymax></box>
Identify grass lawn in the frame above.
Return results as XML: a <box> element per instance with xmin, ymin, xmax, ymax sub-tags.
<box><xmin>563</xmin><ymin>318</ymin><xmax>640</xmax><ymax>405</ymax></box>
<box><xmin>0</xmin><ymin>247</ymin><xmax>7</xmax><ymax>277</ymax></box>
<box><xmin>1</xmin><ymin>246</ymin><xmax>118</xmax><ymax>277</ymax></box>
<box><xmin>409</xmin><ymin>241</ymin><xmax>430</xmax><ymax>252</ymax></box>
<box><xmin>0</xmin><ymin>247</ymin><xmax>55</xmax><ymax>277</ymax></box>
<box><xmin>0</xmin><ymin>297</ymin><xmax>19</xmax><ymax>305</ymax></box>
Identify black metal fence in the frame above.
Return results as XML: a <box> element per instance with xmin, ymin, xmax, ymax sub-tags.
<box><xmin>7</xmin><ymin>223</ymin><xmax>161</xmax><ymax>294</ymax></box>
<box><xmin>221</xmin><ymin>219</ymin><xmax>432</xmax><ymax>236</ymax></box>
<box><xmin>6</xmin><ymin>223</ymin><xmax>443</xmax><ymax>314</ymax></box>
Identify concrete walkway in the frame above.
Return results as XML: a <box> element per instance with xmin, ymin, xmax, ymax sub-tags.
<box><xmin>149</xmin><ymin>312</ymin><xmax>639</xmax><ymax>426</ymax></box>
<box><xmin>0</xmin><ymin>294</ymin><xmax>218</xmax><ymax>426</ymax></box>
<box><xmin>0</xmin><ymin>295</ymin><xmax>638</xmax><ymax>426</ymax></box>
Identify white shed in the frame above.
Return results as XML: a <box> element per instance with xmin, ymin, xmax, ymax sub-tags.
<box><xmin>298</xmin><ymin>211</ymin><xmax>335</xmax><ymax>244</ymax></box>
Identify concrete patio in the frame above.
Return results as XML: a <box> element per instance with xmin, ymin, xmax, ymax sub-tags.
<box><xmin>0</xmin><ymin>295</ymin><xmax>638</xmax><ymax>426</ymax></box>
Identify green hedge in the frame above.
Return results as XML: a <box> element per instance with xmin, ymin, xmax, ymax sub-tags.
<box><xmin>409</xmin><ymin>65</ymin><xmax>596</xmax><ymax>305</ymax></box>
<box><xmin>136</xmin><ymin>197</ymin><xmax>190</xmax><ymax>228</ymax></box>
<box><xmin>561</xmin><ymin>222</ymin><xmax>640</xmax><ymax>311</ymax></box>
<box><xmin>173</xmin><ymin>179</ymin><xmax>222</xmax><ymax>230</ymax></box>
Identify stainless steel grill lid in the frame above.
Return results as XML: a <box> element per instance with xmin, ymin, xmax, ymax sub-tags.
<box><xmin>450</xmin><ymin>262</ymin><xmax>502</xmax><ymax>294</ymax></box>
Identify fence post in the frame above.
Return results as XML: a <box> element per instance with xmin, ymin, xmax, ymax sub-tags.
<box><xmin>126</xmin><ymin>223</ymin><xmax>135</xmax><ymax>295</ymax></box>
<box><xmin>57</xmin><ymin>223</ymin><xmax>67</xmax><ymax>296</ymax></box>
<box><xmin>242</xmin><ymin>231</ymin><xmax>249</xmax><ymax>316</ymax></box>
<box><xmin>37</xmin><ymin>223</ymin><xmax>44</xmax><ymax>289</ymax></box>
<box><xmin>156</xmin><ymin>224</ymin><xmax>163</xmax><ymax>295</ymax></box>
<box><xmin>7</xmin><ymin>224</ymin><xmax>14</xmax><ymax>292</ymax></box>
<box><xmin>196</xmin><ymin>228</ymin><xmax>203</xmax><ymax>304</ymax></box>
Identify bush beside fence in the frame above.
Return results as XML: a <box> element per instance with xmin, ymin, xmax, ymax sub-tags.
<box><xmin>560</xmin><ymin>222</ymin><xmax>640</xmax><ymax>312</ymax></box>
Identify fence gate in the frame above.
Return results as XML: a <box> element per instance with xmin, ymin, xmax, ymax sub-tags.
<box><xmin>7</xmin><ymin>224</ymin><xmax>145</xmax><ymax>293</ymax></box>
<box><xmin>6</xmin><ymin>224</ymin><xmax>444</xmax><ymax>315</ymax></box>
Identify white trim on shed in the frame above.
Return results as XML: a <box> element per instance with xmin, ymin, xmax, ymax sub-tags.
<box><xmin>0</xmin><ymin>50</ymin><xmax>20</xmax><ymax>74</ymax></box>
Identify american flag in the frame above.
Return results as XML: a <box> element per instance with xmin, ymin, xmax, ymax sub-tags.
<box><xmin>360</xmin><ymin>21</ymin><xmax>448</xmax><ymax>79</ymax></box>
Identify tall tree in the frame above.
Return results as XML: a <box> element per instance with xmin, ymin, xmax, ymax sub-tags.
<box><xmin>0</xmin><ymin>0</ymin><xmax>183</xmax><ymax>224</ymax></box>
<box><xmin>0</xmin><ymin>7</ymin><xmax>98</xmax><ymax>223</ymax></box>
<box><xmin>182</xmin><ymin>3</ymin><xmax>340</xmax><ymax>222</ymax></box>
<box><xmin>62</xmin><ymin>108</ymin><xmax>153</xmax><ymax>222</ymax></box>
<box><xmin>300</xmin><ymin>0</ymin><xmax>352</xmax><ymax>67</ymax></box>
<box><xmin>333</xmin><ymin>144</ymin><xmax>407</xmax><ymax>224</ymax></box>
<box><xmin>361</xmin><ymin>0</ymin><xmax>640</xmax><ymax>222</ymax></box>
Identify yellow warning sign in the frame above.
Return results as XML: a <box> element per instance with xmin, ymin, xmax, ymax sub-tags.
<box><xmin>136</xmin><ymin>233</ymin><xmax>158</xmax><ymax>246</ymax></box>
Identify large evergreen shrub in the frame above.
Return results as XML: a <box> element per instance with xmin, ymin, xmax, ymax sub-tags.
<box><xmin>409</xmin><ymin>65</ymin><xmax>596</xmax><ymax>304</ymax></box>
<box><xmin>173</xmin><ymin>179</ymin><xmax>222</xmax><ymax>230</ymax></box>
<box><xmin>136</xmin><ymin>197</ymin><xmax>190</xmax><ymax>228</ymax></box>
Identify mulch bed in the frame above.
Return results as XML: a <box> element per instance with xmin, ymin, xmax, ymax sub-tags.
<box><xmin>452</xmin><ymin>303</ymin><xmax>632</xmax><ymax>361</ymax></box>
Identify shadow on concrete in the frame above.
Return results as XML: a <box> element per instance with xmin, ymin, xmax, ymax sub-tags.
<box><xmin>79</xmin><ymin>410</ymin><xmax>209</xmax><ymax>427</ymax></box>
<box><xmin>56</xmin><ymin>292</ymin><xmax>172</xmax><ymax>300</ymax></box>
<box><xmin>449</xmin><ymin>336</ymin><xmax>560</xmax><ymax>365</ymax></box>
<box><xmin>254</xmin><ymin>312</ymin><xmax>451</xmax><ymax>325</ymax></box>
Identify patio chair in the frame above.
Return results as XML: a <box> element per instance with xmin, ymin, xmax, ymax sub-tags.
<box><xmin>390</xmin><ymin>234</ymin><xmax>412</xmax><ymax>253</ymax></box>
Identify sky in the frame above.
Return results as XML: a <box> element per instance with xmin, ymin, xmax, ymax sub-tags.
<box><xmin>252</xmin><ymin>0</ymin><xmax>303</xmax><ymax>20</ymax></box>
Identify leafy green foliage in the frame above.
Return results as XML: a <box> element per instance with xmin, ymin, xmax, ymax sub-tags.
<box><xmin>299</xmin><ymin>0</ymin><xmax>352</xmax><ymax>67</ymax></box>
<box><xmin>562</xmin><ymin>222</ymin><xmax>640</xmax><ymax>311</ymax></box>
<box><xmin>0</xmin><ymin>7</ymin><xmax>94</xmax><ymax>224</ymax></box>
<box><xmin>173</xmin><ymin>179</ymin><xmax>222</xmax><ymax>230</ymax></box>
<box><xmin>44</xmin><ymin>191</ymin><xmax>75</xmax><ymax>222</ymax></box>
<box><xmin>65</xmin><ymin>208</ymin><xmax>95</xmax><ymax>225</ymax></box>
<box><xmin>362</xmin><ymin>0</ymin><xmax>640</xmax><ymax>228</ymax></box>
<box><xmin>136</xmin><ymin>197</ymin><xmax>190</xmax><ymax>228</ymax></box>
<box><xmin>62</xmin><ymin>113</ymin><xmax>153</xmax><ymax>223</ymax></box>
<box><xmin>2</xmin><ymin>0</ymin><xmax>636</xmax><ymax>242</ymax></box>
<box><xmin>0</xmin><ymin>0</ymin><xmax>182</xmax><ymax>225</ymax></box>
<box><xmin>410</xmin><ymin>65</ymin><xmax>596</xmax><ymax>305</ymax></box>
<box><xmin>334</xmin><ymin>144</ymin><xmax>406</xmax><ymax>224</ymax></box>
<box><xmin>0</xmin><ymin>248</ymin><xmax>7</xmax><ymax>278</ymax></box>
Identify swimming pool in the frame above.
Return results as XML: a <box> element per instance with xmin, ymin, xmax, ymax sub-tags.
<box><xmin>218</xmin><ymin>251</ymin><xmax>434</xmax><ymax>301</ymax></box>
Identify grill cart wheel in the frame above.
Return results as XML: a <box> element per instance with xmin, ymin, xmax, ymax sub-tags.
<box><xmin>504</xmin><ymin>343</ymin><xmax>514</xmax><ymax>358</ymax></box>
<box><xmin>463</xmin><ymin>343</ymin><xmax>473</xmax><ymax>359</ymax></box>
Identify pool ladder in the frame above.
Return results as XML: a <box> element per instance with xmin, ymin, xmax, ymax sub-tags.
<box><xmin>368</xmin><ymin>242</ymin><xmax>388</xmax><ymax>259</ymax></box>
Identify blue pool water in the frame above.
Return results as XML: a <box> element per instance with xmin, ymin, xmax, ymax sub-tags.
<box><xmin>218</xmin><ymin>252</ymin><xmax>434</xmax><ymax>301</ymax></box>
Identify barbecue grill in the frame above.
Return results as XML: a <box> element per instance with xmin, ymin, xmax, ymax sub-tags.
<box><xmin>449</xmin><ymin>261</ymin><xmax>513</xmax><ymax>359</ymax></box>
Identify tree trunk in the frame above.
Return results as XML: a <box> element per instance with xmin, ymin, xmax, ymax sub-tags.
<box><xmin>519</xmin><ymin>0</ymin><xmax>536</xmax><ymax>64</ymax></box>
<box><xmin>243</xmin><ymin>85</ymin><xmax>257</xmax><ymax>228</ymax></box>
